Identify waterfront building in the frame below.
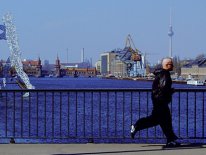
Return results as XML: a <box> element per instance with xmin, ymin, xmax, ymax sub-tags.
<box><xmin>100</xmin><ymin>52</ymin><xmax>116</xmax><ymax>76</ymax></box>
<box><xmin>61</xmin><ymin>63</ymin><xmax>96</xmax><ymax>77</ymax></box>
<box><xmin>99</xmin><ymin>49</ymin><xmax>146</xmax><ymax>77</ymax></box>
<box><xmin>36</xmin><ymin>57</ymin><xmax>42</xmax><ymax>77</ymax></box>
<box><xmin>22</xmin><ymin>58</ymin><xmax>42</xmax><ymax>77</ymax></box>
<box><xmin>65</xmin><ymin>68</ymin><xmax>97</xmax><ymax>77</ymax></box>
<box><xmin>42</xmin><ymin>60</ymin><xmax>54</xmax><ymax>76</ymax></box>
<box><xmin>99</xmin><ymin>35</ymin><xmax>146</xmax><ymax>77</ymax></box>
<box><xmin>56</xmin><ymin>56</ymin><xmax>96</xmax><ymax>77</ymax></box>
<box><xmin>181</xmin><ymin>57</ymin><xmax>206</xmax><ymax>80</ymax></box>
<box><xmin>0</xmin><ymin>57</ymin><xmax>15</xmax><ymax>77</ymax></box>
<box><xmin>95</xmin><ymin>60</ymin><xmax>101</xmax><ymax>75</ymax></box>
<box><xmin>0</xmin><ymin>57</ymin><xmax>43</xmax><ymax>77</ymax></box>
<box><xmin>110</xmin><ymin>59</ymin><xmax>127</xmax><ymax>78</ymax></box>
<box><xmin>54</xmin><ymin>56</ymin><xmax>61</xmax><ymax>77</ymax></box>
<box><xmin>61</xmin><ymin>62</ymin><xmax>91</xmax><ymax>69</ymax></box>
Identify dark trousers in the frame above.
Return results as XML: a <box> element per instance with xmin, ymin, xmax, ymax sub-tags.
<box><xmin>134</xmin><ymin>101</ymin><xmax>178</xmax><ymax>142</ymax></box>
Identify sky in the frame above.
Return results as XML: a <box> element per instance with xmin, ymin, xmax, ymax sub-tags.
<box><xmin>0</xmin><ymin>0</ymin><xmax>206</xmax><ymax>65</ymax></box>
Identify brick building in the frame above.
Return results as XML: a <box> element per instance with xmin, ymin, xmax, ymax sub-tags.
<box><xmin>22</xmin><ymin>58</ymin><xmax>42</xmax><ymax>77</ymax></box>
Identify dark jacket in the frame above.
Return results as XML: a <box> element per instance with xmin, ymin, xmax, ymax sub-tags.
<box><xmin>152</xmin><ymin>68</ymin><xmax>174</xmax><ymax>105</ymax></box>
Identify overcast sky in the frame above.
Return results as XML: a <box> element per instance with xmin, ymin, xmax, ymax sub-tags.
<box><xmin>0</xmin><ymin>0</ymin><xmax>206</xmax><ymax>65</ymax></box>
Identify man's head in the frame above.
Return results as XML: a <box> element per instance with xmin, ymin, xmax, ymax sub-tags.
<box><xmin>162</xmin><ymin>58</ymin><xmax>173</xmax><ymax>71</ymax></box>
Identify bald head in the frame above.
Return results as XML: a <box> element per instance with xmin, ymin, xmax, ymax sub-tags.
<box><xmin>162</xmin><ymin>58</ymin><xmax>173</xmax><ymax>71</ymax></box>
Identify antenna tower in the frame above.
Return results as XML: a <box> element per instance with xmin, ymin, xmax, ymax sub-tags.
<box><xmin>168</xmin><ymin>9</ymin><xmax>174</xmax><ymax>58</ymax></box>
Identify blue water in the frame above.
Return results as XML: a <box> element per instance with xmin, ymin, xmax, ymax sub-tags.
<box><xmin>29</xmin><ymin>77</ymin><xmax>203</xmax><ymax>89</ymax></box>
<box><xmin>31</xmin><ymin>77</ymin><xmax>153</xmax><ymax>89</ymax></box>
<box><xmin>4</xmin><ymin>77</ymin><xmax>205</xmax><ymax>90</ymax></box>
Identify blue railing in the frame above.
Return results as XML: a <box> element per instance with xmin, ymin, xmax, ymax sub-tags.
<box><xmin>0</xmin><ymin>88</ymin><xmax>206</xmax><ymax>144</ymax></box>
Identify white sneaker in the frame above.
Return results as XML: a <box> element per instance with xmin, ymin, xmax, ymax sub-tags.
<box><xmin>131</xmin><ymin>125</ymin><xmax>135</xmax><ymax>133</ymax></box>
<box><xmin>130</xmin><ymin>125</ymin><xmax>135</xmax><ymax>139</ymax></box>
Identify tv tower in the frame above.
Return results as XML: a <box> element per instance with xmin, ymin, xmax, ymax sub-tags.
<box><xmin>168</xmin><ymin>10</ymin><xmax>174</xmax><ymax>58</ymax></box>
<box><xmin>81</xmin><ymin>48</ymin><xmax>85</xmax><ymax>62</ymax></box>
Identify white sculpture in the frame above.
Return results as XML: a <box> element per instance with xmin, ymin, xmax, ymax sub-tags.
<box><xmin>2</xmin><ymin>13</ymin><xmax>34</xmax><ymax>92</ymax></box>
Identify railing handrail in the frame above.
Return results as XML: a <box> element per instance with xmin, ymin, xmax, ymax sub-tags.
<box><xmin>0</xmin><ymin>88</ymin><xmax>206</xmax><ymax>92</ymax></box>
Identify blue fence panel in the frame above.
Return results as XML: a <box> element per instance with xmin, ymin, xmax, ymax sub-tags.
<box><xmin>0</xmin><ymin>88</ymin><xmax>206</xmax><ymax>144</ymax></box>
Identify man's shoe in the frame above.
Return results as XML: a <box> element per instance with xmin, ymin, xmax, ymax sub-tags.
<box><xmin>130</xmin><ymin>125</ymin><xmax>135</xmax><ymax>139</ymax></box>
<box><xmin>166</xmin><ymin>140</ymin><xmax>181</xmax><ymax>147</ymax></box>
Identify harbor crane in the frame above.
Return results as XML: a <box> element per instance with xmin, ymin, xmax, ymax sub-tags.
<box><xmin>118</xmin><ymin>34</ymin><xmax>144</xmax><ymax>77</ymax></box>
<box><xmin>125</xmin><ymin>34</ymin><xmax>142</xmax><ymax>62</ymax></box>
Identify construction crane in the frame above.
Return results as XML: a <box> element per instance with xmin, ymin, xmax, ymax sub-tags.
<box><xmin>125</xmin><ymin>34</ymin><xmax>142</xmax><ymax>62</ymax></box>
<box><xmin>124</xmin><ymin>34</ymin><xmax>144</xmax><ymax>77</ymax></box>
<box><xmin>113</xmin><ymin>34</ymin><xmax>145</xmax><ymax>77</ymax></box>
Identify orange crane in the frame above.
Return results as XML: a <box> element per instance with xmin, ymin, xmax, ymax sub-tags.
<box><xmin>125</xmin><ymin>34</ymin><xmax>142</xmax><ymax>62</ymax></box>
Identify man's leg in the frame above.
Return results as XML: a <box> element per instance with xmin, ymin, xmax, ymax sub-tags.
<box><xmin>131</xmin><ymin>110</ymin><xmax>159</xmax><ymax>138</ymax></box>
<box><xmin>158</xmin><ymin>106</ymin><xmax>178</xmax><ymax>143</ymax></box>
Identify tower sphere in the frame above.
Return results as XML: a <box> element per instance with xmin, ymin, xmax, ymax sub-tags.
<box><xmin>168</xmin><ymin>26</ymin><xmax>174</xmax><ymax>36</ymax></box>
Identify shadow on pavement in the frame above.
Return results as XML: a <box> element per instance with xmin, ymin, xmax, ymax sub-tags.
<box><xmin>52</xmin><ymin>143</ymin><xmax>206</xmax><ymax>155</ymax></box>
<box><xmin>162</xmin><ymin>143</ymin><xmax>205</xmax><ymax>149</ymax></box>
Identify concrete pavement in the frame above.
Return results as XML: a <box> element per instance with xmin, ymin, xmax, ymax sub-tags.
<box><xmin>0</xmin><ymin>143</ymin><xmax>206</xmax><ymax>155</ymax></box>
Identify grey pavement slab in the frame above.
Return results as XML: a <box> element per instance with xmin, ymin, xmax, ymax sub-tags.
<box><xmin>0</xmin><ymin>144</ymin><xmax>206</xmax><ymax>155</ymax></box>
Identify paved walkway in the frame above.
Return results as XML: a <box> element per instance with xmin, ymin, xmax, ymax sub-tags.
<box><xmin>0</xmin><ymin>143</ymin><xmax>206</xmax><ymax>155</ymax></box>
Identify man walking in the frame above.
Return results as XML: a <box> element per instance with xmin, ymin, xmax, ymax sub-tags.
<box><xmin>131</xmin><ymin>57</ymin><xmax>180</xmax><ymax>147</ymax></box>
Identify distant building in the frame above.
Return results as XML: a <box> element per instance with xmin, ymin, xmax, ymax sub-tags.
<box><xmin>44</xmin><ymin>59</ymin><xmax>49</xmax><ymax>66</ymax></box>
<box><xmin>99</xmin><ymin>48</ymin><xmax>146</xmax><ymax>77</ymax></box>
<box><xmin>54</xmin><ymin>56</ymin><xmax>97</xmax><ymax>77</ymax></box>
<box><xmin>100</xmin><ymin>52</ymin><xmax>116</xmax><ymax>76</ymax></box>
<box><xmin>181</xmin><ymin>57</ymin><xmax>206</xmax><ymax>80</ymax></box>
<box><xmin>110</xmin><ymin>59</ymin><xmax>127</xmax><ymax>78</ymax></box>
<box><xmin>0</xmin><ymin>57</ymin><xmax>15</xmax><ymax>77</ymax></box>
<box><xmin>0</xmin><ymin>56</ymin><xmax>96</xmax><ymax>78</ymax></box>
<box><xmin>61</xmin><ymin>62</ymin><xmax>91</xmax><ymax>69</ymax></box>
<box><xmin>54</xmin><ymin>56</ymin><xmax>61</xmax><ymax>77</ymax></box>
<box><xmin>65</xmin><ymin>68</ymin><xmax>97</xmax><ymax>77</ymax></box>
<box><xmin>22</xmin><ymin>58</ymin><xmax>42</xmax><ymax>77</ymax></box>
<box><xmin>42</xmin><ymin>59</ymin><xmax>53</xmax><ymax>76</ymax></box>
<box><xmin>95</xmin><ymin>60</ymin><xmax>101</xmax><ymax>75</ymax></box>
<box><xmin>112</xmin><ymin>48</ymin><xmax>146</xmax><ymax>77</ymax></box>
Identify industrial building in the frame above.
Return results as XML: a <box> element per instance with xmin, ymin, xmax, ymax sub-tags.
<box><xmin>181</xmin><ymin>56</ymin><xmax>206</xmax><ymax>80</ymax></box>
<box><xmin>99</xmin><ymin>34</ymin><xmax>146</xmax><ymax>78</ymax></box>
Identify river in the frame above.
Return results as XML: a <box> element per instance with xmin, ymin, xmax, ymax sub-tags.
<box><xmin>28</xmin><ymin>77</ymin><xmax>204</xmax><ymax>89</ymax></box>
